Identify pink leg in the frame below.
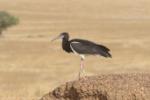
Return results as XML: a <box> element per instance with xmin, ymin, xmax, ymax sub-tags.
<box><xmin>79</xmin><ymin>58</ymin><xmax>84</xmax><ymax>79</ymax></box>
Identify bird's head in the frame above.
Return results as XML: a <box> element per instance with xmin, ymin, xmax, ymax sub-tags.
<box><xmin>51</xmin><ymin>32</ymin><xmax>69</xmax><ymax>42</ymax></box>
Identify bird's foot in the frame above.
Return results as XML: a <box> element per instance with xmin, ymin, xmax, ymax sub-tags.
<box><xmin>78</xmin><ymin>73</ymin><xmax>87</xmax><ymax>81</ymax></box>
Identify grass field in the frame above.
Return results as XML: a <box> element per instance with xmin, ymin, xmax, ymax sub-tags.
<box><xmin>0</xmin><ymin>0</ymin><xmax>150</xmax><ymax>100</ymax></box>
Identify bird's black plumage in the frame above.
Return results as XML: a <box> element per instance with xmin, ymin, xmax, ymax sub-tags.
<box><xmin>51</xmin><ymin>32</ymin><xmax>112</xmax><ymax>79</ymax></box>
<box><xmin>60</xmin><ymin>32</ymin><xmax>112</xmax><ymax>58</ymax></box>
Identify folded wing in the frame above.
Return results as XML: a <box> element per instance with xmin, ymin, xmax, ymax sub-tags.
<box><xmin>70</xmin><ymin>39</ymin><xmax>111</xmax><ymax>58</ymax></box>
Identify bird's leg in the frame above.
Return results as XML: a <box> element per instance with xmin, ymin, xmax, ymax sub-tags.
<box><xmin>79</xmin><ymin>57</ymin><xmax>84</xmax><ymax>80</ymax></box>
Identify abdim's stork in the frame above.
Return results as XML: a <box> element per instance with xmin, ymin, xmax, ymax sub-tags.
<box><xmin>51</xmin><ymin>32</ymin><xmax>112</xmax><ymax>79</ymax></box>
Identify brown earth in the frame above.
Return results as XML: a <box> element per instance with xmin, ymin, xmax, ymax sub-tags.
<box><xmin>40</xmin><ymin>73</ymin><xmax>150</xmax><ymax>100</ymax></box>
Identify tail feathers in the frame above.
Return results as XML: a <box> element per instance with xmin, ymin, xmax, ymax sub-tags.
<box><xmin>105</xmin><ymin>52</ymin><xmax>112</xmax><ymax>58</ymax></box>
<box><xmin>99</xmin><ymin>51</ymin><xmax>112</xmax><ymax>58</ymax></box>
<box><xmin>97</xmin><ymin>44</ymin><xmax>110</xmax><ymax>52</ymax></box>
<box><xmin>96</xmin><ymin>44</ymin><xmax>112</xmax><ymax>58</ymax></box>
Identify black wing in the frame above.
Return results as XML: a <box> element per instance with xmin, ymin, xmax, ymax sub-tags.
<box><xmin>70</xmin><ymin>39</ymin><xmax>111</xmax><ymax>57</ymax></box>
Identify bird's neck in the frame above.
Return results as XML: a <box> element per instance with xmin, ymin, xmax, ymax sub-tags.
<box><xmin>62</xmin><ymin>38</ymin><xmax>71</xmax><ymax>52</ymax></box>
<box><xmin>62</xmin><ymin>38</ymin><xmax>68</xmax><ymax>44</ymax></box>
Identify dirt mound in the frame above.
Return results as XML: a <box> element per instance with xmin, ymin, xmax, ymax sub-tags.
<box><xmin>40</xmin><ymin>73</ymin><xmax>150</xmax><ymax>100</ymax></box>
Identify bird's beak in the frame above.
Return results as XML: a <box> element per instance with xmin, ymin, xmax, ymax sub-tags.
<box><xmin>51</xmin><ymin>34</ymin><xmax>63</xmax><ymax>42</ymax></box>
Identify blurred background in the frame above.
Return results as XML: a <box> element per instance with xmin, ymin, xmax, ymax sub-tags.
<box><xmin>0</xmin><ymin>0</ymin><xmax>150</xmax><ymax>100</ymax></box>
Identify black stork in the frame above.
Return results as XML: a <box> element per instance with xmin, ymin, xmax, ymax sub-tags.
<box><xmin>51</xmin><ymin>32</ymin><xmax>112</xmax><ymax>79</ymax></box>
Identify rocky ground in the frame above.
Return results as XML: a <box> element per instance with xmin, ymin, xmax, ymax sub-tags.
<box><xmin>40</xmin><ymin>73</ymin><xmax>150</xmax><ymax>100</ymax></box>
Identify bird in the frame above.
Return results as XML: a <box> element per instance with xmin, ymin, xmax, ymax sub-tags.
<box><xmin>51</xmin><ymin>32</ymin><xmax>112</xmax><ymax>79</ymax></box>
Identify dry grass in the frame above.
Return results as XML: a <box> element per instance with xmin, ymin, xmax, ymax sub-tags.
<box><xmin>0</xmin><ymin>0</ymin><xmax>150</xmax><ymax>100</ymax></box>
